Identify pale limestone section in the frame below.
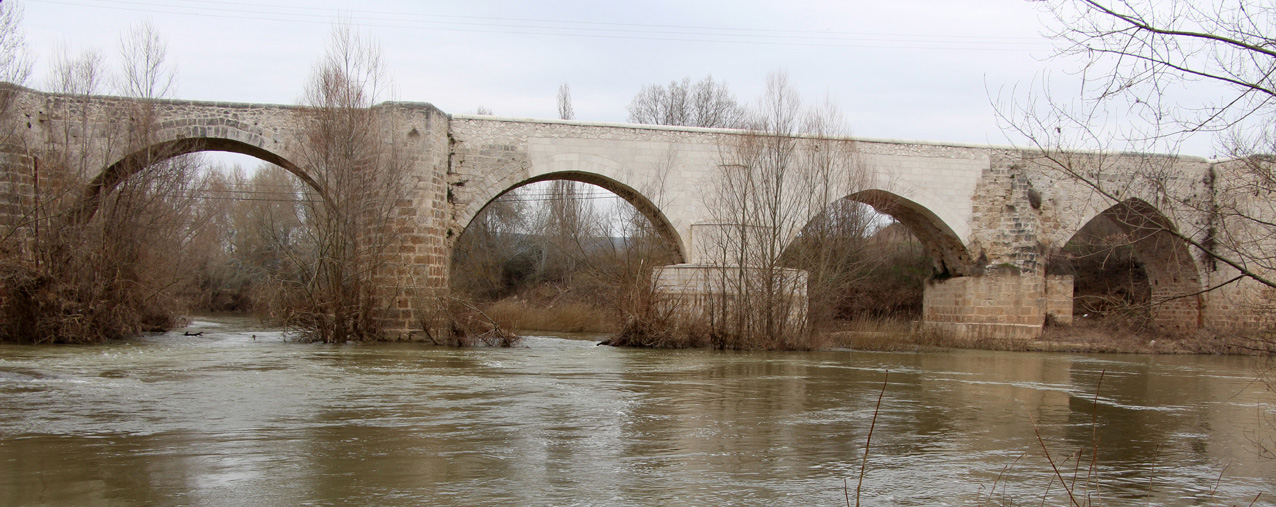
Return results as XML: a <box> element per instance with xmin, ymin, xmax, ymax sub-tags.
<box><xmin>854</xmin><ymin>139</ymin><xmax>989</xmax><ymax>247</ymax></box>
<box><xmin>652</xmin><ymin>263</ymin><xmax>808</xmax><ymax>329</ymax></box>
<box><xmin>524</xmin><ymin>135</ymin><xmax>723</xmax><ymax>259</ymax></box>
<box><xmin>1198</xmin><ymin>157</ymin><xmax>1276</xmax><ymax>331</ymax></box>
<box><xmin>687</xmin><ymin>223</ymin><xmax>774</xmax><ymax>266</ymax></box>
<box><xmin>448</xmin><ymin>116</ymin><xmax>735</xmax><ymax>262</ymax></box>
<box><xmin>449</xmin><ymin>117</ymin><xmax>993</xmax><ymax>267</ymax></box>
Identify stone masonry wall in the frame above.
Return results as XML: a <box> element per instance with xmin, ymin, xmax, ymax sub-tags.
<box><xmin>922</xmin><ymin>274</ymin><xmax>1055</xmax><ymax>340</ymax></box>
<box><xmin>1044</xmin><ymin>275</ymin><xmax>1074</xmax><ymax>326</ymax></box>
<box><xmin>369</xmin><ymin>103</ymin><xmax>452</xmax><ymax>339</ymax></box>
<box><xmin>969</xmin><ymin>152</ymin><xmax>1047</xmax><ymax>273</ymax></box>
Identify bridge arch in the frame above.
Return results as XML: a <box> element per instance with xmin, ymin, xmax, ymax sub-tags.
<box><xmin>73</xmin><ymin>136</ymin><xmax>324</xmax><ymax>223</ymax></box>
<box><xmin>790</xmin><ymin>188</ymin><xmax>974</xmax><ymax>277</ymax></box>
<box><xmin>457</xmin><ymin>170</ymin><xmax>686</xmax><ymax>263</ymax></box>
<box><xmin>1050</xmin><ymin>198</ymin><xmax>1202</xmax><ymax>331</ymax></box>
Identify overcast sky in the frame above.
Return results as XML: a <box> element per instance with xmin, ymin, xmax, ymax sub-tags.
<box><xmin>20</xmin><ymin>0</ymin><xmax>1070</xmax><ymax>144</ymax></box>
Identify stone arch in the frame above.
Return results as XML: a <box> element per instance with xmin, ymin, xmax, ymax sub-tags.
<box><xmin>72</xmin><ymin>136</ymin><xmax>324</xmax><ymax>223</ymax></box>
<box><xmin>1052</xmin><ymin>198</ymin><xmax>1202</xmax><ymax>331</ymax></box>
<box><xmin>457</xmin><ymin>170</ymin><xmax>686</xmax><ymax>263</ymax></box>
<box><xmin>824</xmin><ymin>188</ymin><xmax>975</xmax><ymax>277</ymax></box>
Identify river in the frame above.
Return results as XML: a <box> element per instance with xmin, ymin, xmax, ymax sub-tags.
<box><xmin>1</xmin><ymin>315</ymin><xmax>1272</xmax><ymax>505</ymax></box>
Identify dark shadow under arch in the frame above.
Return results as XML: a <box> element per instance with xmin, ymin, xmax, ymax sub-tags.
<box><xmin>843</xmin><ymin>189</ymin><xmax>974</xmax><ymax>277</ymax></box>
<box><xmin>1049</xmin><ymin>198</ymin><xmax>1202</xmax><ymax>331</ymax></box>
<box><xmin>460</xmin><ymin>170</ymin><xmax>686</xmax><ymax>264</ymax></box>
<box><xmin>72</xmin><ymin>137</ymin><xmax>326</xmax><ymax>223</ymax></box>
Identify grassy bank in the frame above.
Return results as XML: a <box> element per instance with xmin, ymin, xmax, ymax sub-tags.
<box><xmin>483</xmin><ymin>298</ymin><xmax>619</xmax><ymax>334</ymax></box>
<box><xmin>476</xmin><ymin>296</ymin><xmax>1274</xmax><ymax>355</ymax></box>
<box><xmin>827</xmin><ymin>317</ymin><xmax>1276</xmax><ymax>355</ymax></box>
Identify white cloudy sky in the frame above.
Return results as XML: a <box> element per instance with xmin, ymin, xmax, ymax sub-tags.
<box><xmin>15</xmin><ymin>0</ymin><xmax>1237</xmax><ymax>160</ymax></box>
<box><xmin>20</xmin><ymin>0</ymin><xmax>1066</xmax><ymax>144</ymax></box>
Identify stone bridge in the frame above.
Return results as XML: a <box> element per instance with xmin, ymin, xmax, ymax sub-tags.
<box><xmin>1</xmin><ymin>84</ymin><xmax>1264</xmax><ymax>340</ymax></box>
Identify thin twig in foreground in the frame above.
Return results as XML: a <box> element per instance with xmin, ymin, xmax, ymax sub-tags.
<box><xmin>1027</xmin><ymin>408</ymin><xmax>1081</xmax><ymax>507</ymax></box>
<box><xmin>1087</xmin><ymin>369</ymin><xmax>1106</xmax><ymax>504</ymax></box>
<box><xmin>1146</xmin><ymin>443</ymin><xmax>1160</xmax><ymax>506</ymax></box>
<box><xmin>856</xmin><ymin>370</ymin><xmax>887</xmax><ymax>507</ymax></box>
<box><xmin>984</xmin><ymin>452</ymin><xmax>1024</xmax><ymax>507</ymax></box>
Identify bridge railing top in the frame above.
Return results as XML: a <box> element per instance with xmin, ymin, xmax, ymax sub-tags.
<box><xmin>0</xmin><ymin>82</ymin><xmax>1225</xmax><ymax>164</ymax></box>
<box><xmin>2</xmin><ymin>82</ymin><xmax>447</xmax><ymax>115</ymax></box>
<box><xmin>2</xmin><ymin>81</ymin><xmax>308</xmax><ymax>111</ymax></box>
<box><xmin>450</xmin><ymin>113</ymin><xmax>1084</xmax><ymax>156</ymax></box>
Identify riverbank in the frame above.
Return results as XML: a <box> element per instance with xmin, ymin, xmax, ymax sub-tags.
<box><xmin>185</xmin><ymin>305</ymin><xmax>1273</xmax><ymax>355</ymax></box>
<box><xmin>827</xmin><ymin>317</ymin><xmax>1276</xmax><ymax>355</ymax></box>
<box><xmin>493</xmin><ymin>305</ymin><xmax>1275</xmax><ymax>355</ymax></box>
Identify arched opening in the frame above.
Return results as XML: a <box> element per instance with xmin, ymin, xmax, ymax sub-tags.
<box><xmin>1046</xmin><ymin>199</ymin><xmax>1202</xmax><ymax>332</ymax></box>
<box><xmin>3</xmin><ymin>134</ymin><xmax>319</xmax><ymax>343</ymax></box>
<box><xmin>456</xmin><ymin>170</ymin><xmax>685</xmax><ymax>263</ymax></box>
<box><xmin>845</xmin><ymin>189</ymin><xmax>973</xmax><ymax>277</ymax></box>
<box><xmin>183</xmin><ymin>157</ymin><xmax>313</xmax><ymax>314</ymax></box>
<box><xmin>450</xmin><ymin>173</ymin><xmax>683</xmax><ymax>334</ymax></box>
<box><xmin>781</xmin><ymin>189</ymin><xmax>973</xmax><ymax>330</ymax></box>
<box><xmin>72</xmin><ymin>137</ymin><xmax>324</xmax><ymax>223</ymax></box>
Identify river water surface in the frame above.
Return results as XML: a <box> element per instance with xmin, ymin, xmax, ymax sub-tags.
<box><xmin>1</xmin><ymin>315</ymin><xmax>1273</xmax><ymax>505</ymax></box>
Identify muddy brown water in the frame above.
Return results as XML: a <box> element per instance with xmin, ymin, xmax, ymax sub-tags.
<box><xmin>1</xmin><ymin>315</ymin><xmax>1272</xmax><ymax>505</ymax></box>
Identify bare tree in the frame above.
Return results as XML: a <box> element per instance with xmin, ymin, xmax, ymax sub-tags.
<box><xmin>47</xmin><ymin>46</ymin><xmax>105</xmax><ymax>96</ymax></box>
<box><xmin>692</xmin><ymin>72</ymin><xmax>869</xmax><ymax>349</ymax></box>
<box><xmin>1004</xmin><ymin>0</ymin><xmax>1276</xmax><ymax>294</ymax></box>
<box><xmin>117</xmin><ymin>19</ymin><xmax>175</xmax><ymax>99</ymax></box>
<box><xmin>778</xmin><ymin>98</ymin><xmax>888</xmax><ymax>326</ymax></box>
<box><xmin>185</xmin><ymin>163</ymin><xmax>308</xmax><ymax>314</ymax></box>
<box><xmin>283</xmin><ymin>22</ymin><xmax>409</xmax><ymax>342</ymax></box>
<box><xmin>627</xmin><ymin>75</ymin><xmax>744</xmax><ymax>128</ymax></box>
<box><xmin>450</xmin><ymin>187</ymin><xmax>531</xmax><ymax>300</ymax></box>
<box><xmin>556</xmin><ymin>82</ymin><xmax>574</xmax><ymax>120</ymax></box>
<box><xmin>0</xmin><ymin>0</ymin><xmax>31</xmax><ymax>87</ymax></box>
<box><xmin>0</xmin><ymin>21</ymin><xmax>215</xmax><ymax>343</ymax></box>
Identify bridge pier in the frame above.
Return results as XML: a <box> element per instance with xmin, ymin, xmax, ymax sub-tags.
<box><xmin>922</xmin><ymin>273</ymin><xmax>1073</xmax><ymax>340</ymax></box>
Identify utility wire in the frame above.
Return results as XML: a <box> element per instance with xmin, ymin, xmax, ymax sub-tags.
<box><xmin>32</xmin><ymin>0</ymin><xmax>1049</xmax><ymax>51</ymax></box>
<box><xmin>78</xmin><ymin>0</ymin><xmax>1042</xmax><ymax>41</ymax></box>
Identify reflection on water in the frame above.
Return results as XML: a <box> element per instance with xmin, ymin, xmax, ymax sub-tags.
<box><xmin>0</xmin><ymin>315</ymin><xmax>1271</xmax><ymax>505</ymax></box>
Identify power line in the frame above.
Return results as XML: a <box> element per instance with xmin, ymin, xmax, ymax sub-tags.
<box><xmin>492</xmin><ymin>195</ymin><xmax>624</xmax><ymax>203</ymax></box>
<box><xmin>187</xmin><ymin>195</ymin><xmax>319</xmax><ymax>203</ymax></box>
<box><xmin>84</xmin><ymin>0</ymin><xmax>1044</xmax><ymax>41</ymax></box>
<box><xmin>33</xmin><ymin>0</ymin><xmax>1050</xmax><ymax>52</ymax></box>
